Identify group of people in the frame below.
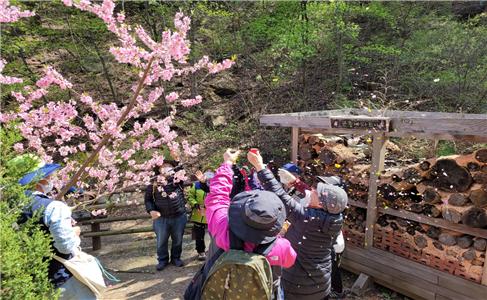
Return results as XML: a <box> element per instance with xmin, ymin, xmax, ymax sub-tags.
<box><xmin>144</xmin><ymin>148</ymin><xmax>348</xmax><ymax>299</ymax></box>
<box><xmin>16</xmin><ymin>146</ymin><xmax>348</xmax><ymax>300</ymax></box>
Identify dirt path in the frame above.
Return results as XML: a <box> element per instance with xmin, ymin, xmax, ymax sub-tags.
<box><xmin>82</xmin><ymin>220</ymin><xmax>409</xmax><ymax>300</ymax></box>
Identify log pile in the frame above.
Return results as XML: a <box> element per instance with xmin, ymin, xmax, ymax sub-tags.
<box><xmin>297</xmin><ymin>133</ymin><xmax>487</xmax><ymax>283</ymax></box>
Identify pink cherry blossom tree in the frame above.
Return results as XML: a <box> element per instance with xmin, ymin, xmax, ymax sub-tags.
<box><xmin>0</xmin><ymin>0</ymin><xmax>234</xmax><ymax>204</ymax></box>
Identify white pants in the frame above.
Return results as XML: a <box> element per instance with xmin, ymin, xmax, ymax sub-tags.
<box><xmin>59</xmin><ymin>277</ymin><xmax>97</xmax><ymax>300</ymax></box>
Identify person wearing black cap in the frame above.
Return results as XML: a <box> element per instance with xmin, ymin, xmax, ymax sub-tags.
<box><xmin>248</xmin><ymin>151</ymin><xmax>347</xmax><ymax>300</ymax></box>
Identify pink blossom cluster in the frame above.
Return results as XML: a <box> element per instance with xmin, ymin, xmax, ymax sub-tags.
<box><xmin>181</xmin><ymin>95</ymin><xmax>203</xmax><ymax>107</ymax></box>
<box><xmin>91</xmin><ymin>209</ymin><xmax>107</xmax><ymax>217</ymax></box>
<box><xmin>36</xmin><ymin>67</ymin><xmax>73</xmax><ymax>90</ymax></box>
<box><xmin>182</xmin><ymin>140</ymin><xmax>199</xmax><ymax>157</ymax></box>
<box><xmin>0</xmin><ymin>0</ymin><xmax>34</xmax><ymax>23</ymax></box>
<box><xmin>1</xmin><ymin>0</ymin><xmax>234</xmax><ymax>201</ymax></box>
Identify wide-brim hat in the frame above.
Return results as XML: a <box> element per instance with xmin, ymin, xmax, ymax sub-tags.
<box><xmin>316</xmin><ymin>182</ymin><xmax>348</xmax><ymax>214</ymax></box>
<box><xmin>19</xmin><ymin>163</ymin><xmax>61</xmax><ymax>186</ymax></box>
<box><xmin>229</xmin><ymin>190</ymin><xmax>286</xmax><ymax>244</ymax></box>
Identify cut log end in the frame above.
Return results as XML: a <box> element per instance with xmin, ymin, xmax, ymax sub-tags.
<box><xmin>414</xmin><ymin>235</ymin><xmax>428</xmax><ymax>249</ymax></box>
<box><xmin>429</xmin><ymin>159</ymin><xmax>473</xmax><ymax>192</ymax></box>
<box><xmin>474</xmin><ymin>149</ymin><xmax>487</xmax><ymax>163</ymax></box>
<box><xmin>457</xmin><ymin>235</ymin><xmax>473</xmax><ymax>249</ymax></box>
<box><xmin>462</xmin><ymin>248</ymin><xmax>476</xmax><ymax>261</ymax></box>
<box><xmin>473</xmin><ymin>238</ymin><xmax>486</xmax><ymax>251</ymax></box>
<box><xmin>448</xmin><ymin>193</ymin><xmax>469</xmax><ymax>206</ymax></box>
<box><xmin>439</xmin><ymin>233</ymin><xmax>457</xmax><ymax>246</ymax></box>
<box><xmin>469</xmin><ymin>187</ymin><xmax>487</xmax><ymax>208</ymax></box>
<box><xmin>423</xmin><ymin>188</ymin><xmax>441</xmax><ymax>204</ymax></box>
<box><xmin>461</xmin><ymin>207</ymin><xmax>487</xmax><ymax>228</ymax></box>
<box><xmin>419</xmin><ymin>161</ymin><xmax>431</xmax><ymax>171</ymax></box>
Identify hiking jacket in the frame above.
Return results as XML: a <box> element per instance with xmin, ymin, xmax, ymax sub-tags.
<box><xmin>257</xmin><ymin>169</ymin><xmax>343</xmax><ymax>299</ymax></box>
<box><xmin>22</xmin><ymin>192</ymin><xmax>80</xmax><ymax>287</ymax></box>
<box><xmin>187</xmin><ymin>182</ymin><xmax>207</xmax><ymax>224</ymax></box>
<box><xmin>145</xmin><ymin>176</ymin><xmax>186</xmax><ymax>218</ymax></box>
<box><xmin>205</xmin><ymin>162</ymin><xmax>296</xmax><ymax>268</ymax></box>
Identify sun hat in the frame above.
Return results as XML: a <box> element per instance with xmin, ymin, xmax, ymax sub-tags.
<box><xmin>228</xmin><ymin>190</ymin><xmax>286</xmax><ymax>244</ymax></box>
<box><xmin>282</xmin><ymin>163</ymin><xmax>301</xmax><ymax>175</ymax></box>
<box><xmin>316</xmin><ymin>183</ymin><xmax>348</xmax><ymax>214</ymax></box>
<box><xmin>19</xmin><ymin>163</ymin><xmax>61</xmax><ymax>186</ymax></box>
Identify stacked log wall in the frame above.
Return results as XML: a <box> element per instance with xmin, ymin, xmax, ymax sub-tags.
<box><xmin>298</xmin><ymin>133</ymin><xmax>487</xmax><ymax>284</ymax></box>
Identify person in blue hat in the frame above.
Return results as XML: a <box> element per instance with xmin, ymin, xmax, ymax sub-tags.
<box><xmin>18</xmin><ymin>161</ymin><xmax>96</xmax><ymax>300</ymax></box>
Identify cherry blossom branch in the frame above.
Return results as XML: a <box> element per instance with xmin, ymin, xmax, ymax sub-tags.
<box><xmin>56</xmin><ymin>57</ymin><xmax>155</xmax><ymax>200</ymax></box>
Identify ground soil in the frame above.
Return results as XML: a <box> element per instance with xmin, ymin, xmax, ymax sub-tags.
<box><xmin>81</xmin><ymin>219</ymin><xmax>410</xmax><ymax>300</ymax></box>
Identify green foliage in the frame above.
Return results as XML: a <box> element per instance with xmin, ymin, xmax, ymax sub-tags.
<box><xmin>436</xmin><ymin>141</ymin><xmax>457</xmax><ymax>157</ymax></box>
<box><xmin>0</xmin><ymin>124</ymin><xmax>58</xmax><ymax>300</ymax></box>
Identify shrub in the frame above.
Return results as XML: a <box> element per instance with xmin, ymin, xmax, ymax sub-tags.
<box><xmin>0</xmin><ymin>124</ymin><xmax>59</xmax><ymax>300</ymax></box>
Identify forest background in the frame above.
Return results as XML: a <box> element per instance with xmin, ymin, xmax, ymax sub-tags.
<box><xmin>2</xmin><ymin>1</ymin><xmax>486</xmax><ymax>167</ymax></box>
<box><xmin>1</xmin><ymin>1</ymin><xmax>487</xmax><ymax>299</ymax></box>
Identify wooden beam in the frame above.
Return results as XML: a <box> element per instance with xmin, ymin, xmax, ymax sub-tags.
<box><xmin>343</xmin><ymin>246</ymin><xmax>487</xmax><ymax>300</ymax></box>
<box><xmin>79</xmin><ymin>214</ymin><xmax>150</xmax><ymax>225</ymax></box>
<box><xmin>378</xmin><ymin>207</ymin><xmax>487</xmax><ymax>239</ymax></box>
<box><xmin>82</xmin><ymin>226</ymin><xmax>153</xmax><ymax>237</ymax></box>
<box><xmin>81</xmin><ymin>223</ymin><xmax>194</xmax><ymax>237</ymax></box>
<box><xmin>364</xmin><ymin>133</ymin><xmax>387</xmax><ymax>249</ymax></box>
<box><xmin>348</xmin><ymin>199</ymin><xmax>367</xmax><ymax>209</ymax></box>
<box><xmin>260</xmin><ymin>109</ymin><xmax>487</xmax><ymax>138</ymax></box>
<box><xmin>291</xmin><ymin>127</ymin><xmax>299</xmax><ymax>163</ymax></box>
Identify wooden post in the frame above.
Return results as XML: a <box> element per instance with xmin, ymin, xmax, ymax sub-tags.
<box><xmin>91</xmin><ymin>223</ymin><xmax>101</xmax><ymax>251</ymax></box>
<box><xmin>291</xmin><ymin>127</ymin><xmax>299</xmax><ymax>163</ymax></box>
<box><xmin>364</xmin><ymin>133</ymin><xmax>387</xmax><ymax>249</ymax></box>
<box><xmin>351</xmin><ymin>273</ymin><xmax>374</xmax><ymax>296</ymax></box>
<box><xmin>482</xmin><ymin>247</ymin><xmax>487</xmax><ymax>285</ymax></box>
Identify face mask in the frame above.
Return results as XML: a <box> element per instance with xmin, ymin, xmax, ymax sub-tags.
<box><xmin>300</xmin><ymin>190</ymin><xmax>312</xmax><ymax>207</ymax></box>
<box><xmin>41</xmin><ymin>181</ymin><xmax>54</xmax><ymax>194</ymax></box>
<box><xmin>204</xmin><ymin>172</ymin><xmax>215</xmax><ymax>180</ymax></box>
<box><xmin>161</xmin><ymin>167</ymin><xmax>174</xmax><ymax>176</ymax></box>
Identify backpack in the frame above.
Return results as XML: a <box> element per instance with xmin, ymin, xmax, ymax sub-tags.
<box><xmin>184</xmin><ymin>231</ymin><xmax>276</xmax><ymax>300</ymax></box>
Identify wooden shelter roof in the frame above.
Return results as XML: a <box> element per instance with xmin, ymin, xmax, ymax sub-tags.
<box><xmin>260</xmin><ymin>108</ymin><xmax>487</xmax><ymax>141</ymax></box>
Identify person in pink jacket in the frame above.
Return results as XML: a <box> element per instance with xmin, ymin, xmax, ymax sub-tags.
<box><xmin>205</xmin><ymin>149</ymin><xmax>297</xmax><ymax>269</ymax></box>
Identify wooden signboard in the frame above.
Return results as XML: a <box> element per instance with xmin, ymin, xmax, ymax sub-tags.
<box><xmin>330</xmin><ymin>116</ymin><xmax>390</xmax><ymax>132</ymax></box>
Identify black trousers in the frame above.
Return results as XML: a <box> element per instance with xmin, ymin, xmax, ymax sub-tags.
<box><xmin>331</xmin><ymin>250</ymin><xmax>343</xmax><ymax>294</ymax></box>
<box><xmin>192</xmin><ymin>222</ymin><xmax>207</xmax><ymax>253</ymax></box>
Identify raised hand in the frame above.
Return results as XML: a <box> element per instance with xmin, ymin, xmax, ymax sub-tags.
<box><xmin>247</xmin><ymin>150</ymin><xmax>265</xmax><ymax>171</ymax></box>
<box><xmin>278</xmin><ymin>168</ymin><xmax>297</xmax><ymax>186</ymax></box>
<box><xmin>195</xmin><ymin>170</ymin><xmax>207</xmax><ymax>182</ymax></box>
